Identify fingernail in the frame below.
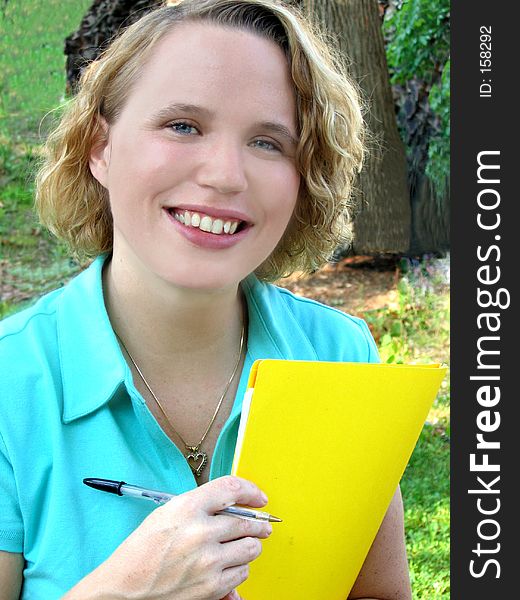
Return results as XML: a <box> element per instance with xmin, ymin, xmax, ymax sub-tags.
<box><xmin>261</xmin><ymin>491</ymin><xmax>268</xmax><ymax>503</ymax></box>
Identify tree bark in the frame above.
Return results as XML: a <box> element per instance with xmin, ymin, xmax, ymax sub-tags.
<box><xmin>64</xmin><ymin>0</ymin><xmax>160</xmax><ymax>92</ymax></box>
<box><xmin>303</xmin><ymin>0</ymin><xmax>411</xmax><ymax>254</ymax></box>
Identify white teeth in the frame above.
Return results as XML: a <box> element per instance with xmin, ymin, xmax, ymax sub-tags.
<box><xmin>199</xmin><ymin>215</ymin><xmax>213</xmax><ymax>232</ymax></box>
<box><xmin>211</xmin><ymin>219</ymin><xmax>224</xmax><ymax>234</ymax></box>
<box><xmin>172</xmin><ymin>209</ymin><xmax>242</xmax><ymax>236</ymax></box>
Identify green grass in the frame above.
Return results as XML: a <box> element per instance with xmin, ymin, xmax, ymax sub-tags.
<box><xmin>0</xmin><ymin>0</ymin><xmax>92</xmax><ymax>139</ymax></box>
<box><xmin>0</xmin><ymin>0</ymin><xmax>90</xmax><ymax>316</ymax></box>
<box><xmin>402</xmin><ymin>428</ymin><xmax>450</xmax><ymax>598</ymax></box>
<box><xmin>0</xmin><ymin>135</ymin><xmax>80</xmax><ymax>318</ymax></box>
<box><xmin>1</xmin><ymin>3</ymin><xmax>451</xmax><ymax>597</ymax></box>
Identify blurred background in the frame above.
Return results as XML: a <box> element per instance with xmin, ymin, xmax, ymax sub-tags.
<box><xmin>0</xmin><ymin>1</ymin><xmax>450</xmax><ymax>597</ymax></box>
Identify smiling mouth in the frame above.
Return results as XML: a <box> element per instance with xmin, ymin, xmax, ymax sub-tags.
<box><xmin>169</xmin><ymin>208</ymin><xmax>247</xmax><ymax>235</ymax></box>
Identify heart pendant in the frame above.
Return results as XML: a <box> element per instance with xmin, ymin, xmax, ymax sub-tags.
<box><xmin>186</xmin><ymin>449</ymin><xmax>208</xmax><ymax>478</ymax></box>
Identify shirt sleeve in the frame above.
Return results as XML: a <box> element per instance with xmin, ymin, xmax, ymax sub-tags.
<box><xmin>0</xmin><ymin>429</ymin><xmax>24</xmax><ymax>552</ymax></box>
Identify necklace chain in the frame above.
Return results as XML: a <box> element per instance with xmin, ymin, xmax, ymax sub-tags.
<box><xmin>116</xmin><ymin>324</ymin><xmax>245</xmax><ymax>478</ymax></box>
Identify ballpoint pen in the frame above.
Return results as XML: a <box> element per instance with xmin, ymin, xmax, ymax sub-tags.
<box><xmin>83</xmin><ymin>478</ymin><xmax>282</xmax><ymax>522</ymax></box>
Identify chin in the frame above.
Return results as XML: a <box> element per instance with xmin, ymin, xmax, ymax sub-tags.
<box><xmin>158</xmin><ymin>265</ymin><xmax>246</xmax><ymax>294</ymax></box>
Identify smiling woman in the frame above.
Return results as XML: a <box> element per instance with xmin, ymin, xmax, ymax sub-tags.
<box><xmin>0</xmin><ymin>1</ymin><xmax>411</xmax><ymax>599</ymax></box>
<box><xmin>35</xmin><ymin>0</ymin><xmax>365</xmax><ymax>282</ymax></box>
<box><xmin>87</xmin><ymin>21</ymin><xmax>300</xmax><ymax>290</ymax></box>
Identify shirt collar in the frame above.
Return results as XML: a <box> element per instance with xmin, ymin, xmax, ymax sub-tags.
<box><xmin>58</xmin><ymin>255</ymin><xmax>127</xmax><ymax>423</ymax></box>
<box><xmin>58</xmin><ymin>258</ymin><xmax>288</xmax><ymax>424</ymax></box>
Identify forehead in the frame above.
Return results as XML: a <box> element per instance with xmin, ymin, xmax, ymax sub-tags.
<box><xmin>119</xmin><ymin>21</ymin><xmax>297</xmax><ymax>124</ymax></box>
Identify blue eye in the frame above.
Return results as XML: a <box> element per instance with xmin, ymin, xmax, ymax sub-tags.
<box><xmin>251</xmin><ymin>139</ymin><xmax>280</xmax><ymax>152</ymax></box>
<box><xmin>169</xmin><ymin>121</ymin><xmax>198</xmax><ymax>135</ymax></box>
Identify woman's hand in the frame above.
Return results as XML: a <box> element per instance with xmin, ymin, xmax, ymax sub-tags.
<box><xmin>64</xmin><ymin>476</ymin><xmax>270</xmax><ymax>600</ymax></box>
<box><xmin>220</xmin><ymin>591</ymin><xmax>245</xmax><ymax>600</ymax></box>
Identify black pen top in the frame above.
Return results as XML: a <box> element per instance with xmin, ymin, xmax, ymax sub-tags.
<box><xmin>83</xmin><ymin>478</ymin><xmax>126</xmax><ymax>496</ymax></box>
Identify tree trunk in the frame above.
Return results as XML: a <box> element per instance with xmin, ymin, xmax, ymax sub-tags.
<box><xmin>303</xmin><ymin>0</ymin><xmax>411</xmax><ymax>254</ymax></box>
<box><xmin>393</xmin><ymin>78</ymin><xmax>450</xmax><ymax>256</ymax></box>
<box><xmin>64</xmin><ymin>0</ymin><xmax>160</xmax><ymax>92</ymax></box>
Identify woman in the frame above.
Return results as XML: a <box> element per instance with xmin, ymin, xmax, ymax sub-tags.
<box><xmin>0</xmin><ymin>1</ymin><xmax>412</xmax><ymax>598</ymax></box>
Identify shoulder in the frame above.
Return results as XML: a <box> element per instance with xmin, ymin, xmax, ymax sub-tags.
<box><xmin>272</xmin><ymin>281</ymin><xmax>371</xmax><ymax>337</ymax></box>
<box><xmin>243</xmin><ymin>275</ymin><xmax>379</xmax><ymax>363</ymax></box>
<box><xmin>0</xmin><ymin>288</ymin><xmax>62</xmax><ymax>363</ymax></box>
<box><xmin>0</xmin><ymin>288</ymin><xmax>64</xmax><ymax>411</ymax></box>
<box><xmin>0</xmin><ymin>256</ymin><xmax>104</xmax><ymax>367</ymax></box>
<box><xmin>0</xmin><ymin>289</ymin><xmax>66</xmax><ymax>459</ymax></box>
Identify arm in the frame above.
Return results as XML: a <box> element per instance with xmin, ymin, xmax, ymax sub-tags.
<box><xmin>0</xmin><ymin>551</ymin><xmax>23</xmax><ymax>600</ymax></box>
<box><xmin>348</xmin><ymin>486</ymin><xmax>412</xmax><ymax>600</ymax></box>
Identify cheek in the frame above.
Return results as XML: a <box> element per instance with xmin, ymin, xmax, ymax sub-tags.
<box><xmin>109</xmin><ymin>135</ymin><xmax>176</xmax><ymax>186</ymax></box>
<box><xmin>272</xmin><ymin>169</ymin><xmax>300</xmax><ymax>219</ymax></box>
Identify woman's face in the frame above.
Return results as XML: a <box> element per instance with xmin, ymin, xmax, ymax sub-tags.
<box><xmin>90</xmin><ymin>22</ymin><xmax>300</xmax><ymax>291</ymax></box>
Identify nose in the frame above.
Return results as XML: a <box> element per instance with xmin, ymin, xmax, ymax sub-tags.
<box><xmin>196</xmin><ymin>137</ymin><xmax>248</xmax><ymax>194</ymax></box>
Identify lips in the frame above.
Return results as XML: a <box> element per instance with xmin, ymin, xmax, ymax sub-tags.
<box><xmin>168</xmin><ymin>208</ymin><xmax>248</xmax><ymax>236</ymax></box>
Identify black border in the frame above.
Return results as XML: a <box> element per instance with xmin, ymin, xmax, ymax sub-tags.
<box><xmin>451</xmin><ymin>1</ymin><xmax>516</xmax><ymax>596</ymax></box>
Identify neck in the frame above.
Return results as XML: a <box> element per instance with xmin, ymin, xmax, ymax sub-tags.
<box><xmin>103</xmin><ymin>253</ymin><xmax>245</xmax><ymax>372</ymax></box>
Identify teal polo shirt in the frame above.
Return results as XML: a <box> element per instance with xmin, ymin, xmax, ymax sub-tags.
<box><xmin>0</xmin><ymin>255</ymin><xmax>378</xmax><ymax>598</ymax></box>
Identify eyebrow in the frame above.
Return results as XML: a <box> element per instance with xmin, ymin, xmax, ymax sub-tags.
<box><xmin>257</xmin><ymin>121</ymin><xmax>300</xmax><ymax>146</ymax></box>
<box><xmin>151</xmin><ymin>103</ymin><xmax>213</xmax><ymax>122</ymax></box>
<box><xmin>150</xmin><ymin>102</ymin><xmax>300</xmax><ymax>145</ymax></box>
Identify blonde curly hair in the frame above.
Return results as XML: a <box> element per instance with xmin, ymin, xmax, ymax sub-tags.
<box><xmin>35</xmin><ymin>0</ymin><xmax>366</xmax><ymax>281</ymax></box>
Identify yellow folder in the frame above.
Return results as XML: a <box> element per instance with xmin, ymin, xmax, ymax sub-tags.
<box><xmin>231</xmin><ymin>359</ymin><xmax>447</xmax><ymax>599</ymax></box>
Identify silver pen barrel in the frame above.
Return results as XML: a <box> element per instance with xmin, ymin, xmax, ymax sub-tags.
<box><xmin>217</xmin><ymin>506</ymin><xmax>282</xmax><ymax>522</ymax></box>
<box><xmin>120</xmin><ymin>483</ymin><xmax>282</xmax><ymax>521</ymax></box>
<box><xmin>120</xmin><ymin>483</ymin><xmax>175</xmax><ymax>504</ymax></box>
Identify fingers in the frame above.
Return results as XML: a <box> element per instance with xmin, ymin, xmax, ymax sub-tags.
<box><xmin>212</xmin><ymin>512</ymin><xmax>272</xmax><ymax>543</ymax></box>
<box><xmin>95</xmin><ymin>476</ymin><xmax>268</xmax><ymax>600</ymax></box>
<box><xmin>218</xmin><ymin>566</ymin><xmax>250</xmax><ymax>598</ymax></box>
<box><xmin>219</xmin><ymin>536</ymin><xmax>263</xmax><ymax>570</ymax></box>
<box><xmin>189</xmin><ymin>476</ymin><xmax>269</xmax><ymax>514</ymax></box>
<box><xmin>146</xmin><ymin>476</ymin><xmax>269</xmax><ymax>599</ymax></box>
<box><xmin>217</xmin><ymin>538</ymin><xmax>262</xmax><ymax>593</ymax></box>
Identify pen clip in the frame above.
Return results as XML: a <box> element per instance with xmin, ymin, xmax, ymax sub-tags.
<box><xmin>142</xmin><ymin>491</ymin><xmax>167</xmax><ymax>504</ymax></box>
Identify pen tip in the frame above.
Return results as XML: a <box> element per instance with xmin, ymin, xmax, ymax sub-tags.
<box><xmin>270</xmin><ymin>515</ymin><xmax>283</xmax><ymax>523</ymax></box>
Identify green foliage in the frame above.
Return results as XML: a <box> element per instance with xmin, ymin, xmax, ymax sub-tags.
<box><xmin>384</xmin><ymin>0</ymin><xmax>450</xmax><ymax>85</ymax></box>
<box><xmin>384</xmin><ymin>0</ymin><xmax>450</xmax><ymax>198</ymax></box>
<box><xmin>426</xmin><ymin>60</ymin><xmax>450</xmax><ymax>200</ymax></box>
<box><xmin>365</xmin><ymin>255</ymin><xmax>450</xmax><ymax>366</ymax></box>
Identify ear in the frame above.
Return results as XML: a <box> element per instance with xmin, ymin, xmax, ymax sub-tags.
<box><xmin>89</xmin><ymin>116</ymin><xmax>111</xmax><ymax>189</ymax></box>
